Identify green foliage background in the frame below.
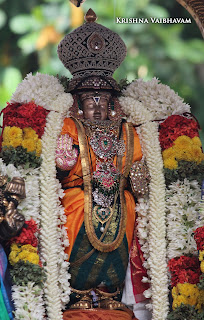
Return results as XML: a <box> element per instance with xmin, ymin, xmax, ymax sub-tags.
<box><xmin>0</xmin><ymin>0</ymin><xmax>203</xmax><ymax>138</ymax></box>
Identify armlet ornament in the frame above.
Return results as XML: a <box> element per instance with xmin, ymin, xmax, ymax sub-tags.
<box><xmin>130</xmin><ymin>159</ymin><xmax>150</xmax><ymax>197</ymax></box>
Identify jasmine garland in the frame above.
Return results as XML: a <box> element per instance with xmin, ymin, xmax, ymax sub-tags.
<box><xmin>166</xmin><ymin>179</ymin><xmax>203</xmax><ymax>260</ymax></box>
<box><xmin>120</xmin><ymin>93</ymin><xmax>168</xmax><ymax>320</ymax></box>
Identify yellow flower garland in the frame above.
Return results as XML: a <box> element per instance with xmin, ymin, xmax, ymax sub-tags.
<box><xmin>199</xmin><ymin>250</ymin><xmax>204</xmax><ymax>273</ymax></box>
<box><xmin>163</xmin><ymin>135</ymin><xmax>204</xmax><ymax>169</ymax></box>
<box><xmin>9</xmin><ymin>243</ymin><xmax>39</xmax><ymax>265</ymax></box>
<box><xmin>2</xmin><ymin>126</ymin><xmax>42</xmax><ymax>156</ymax></box>
<box><xmin>23</xmin><ymin>127</ymin><xmax>38</xmax><ymax>141</ymax></box>
<box><xmin>36</xmin><ymin>139</ymin><xmax>42</xmax><ymax>156</ymax></box>
<box><xmin>172</xmin><ymin>283</ymin><xmax>204</xmax><ymax>310</ymax></box>
<box><xmin>192</xmin><ymin>136</ymin><xmax>202</xmax><ymax>147</ymax></box>
<box><xmin>22</xmin><ymin>139</ymin><xmax>37</xmax><ymax>152</ymax></box>
<box><xmin>163</xmin><ymin>158</ymin><xmax>178</xmax><ymax>170</ymax></box>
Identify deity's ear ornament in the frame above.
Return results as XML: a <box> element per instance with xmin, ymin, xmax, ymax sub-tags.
<box><xmin>108</xmin><ymin>96</ymin><xmax>126</xmax><ymax>121</ymax></box>
<box><xmin>69</xmin><ymin>94</ymin><xmax>84</xmax><ymax>119</ymax></box>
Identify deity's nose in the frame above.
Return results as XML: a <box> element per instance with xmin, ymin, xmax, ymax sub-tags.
<box><xmin>94</xmin><ymin>104</ymin><xmax>101</xmax><ymax>112</ymax></box>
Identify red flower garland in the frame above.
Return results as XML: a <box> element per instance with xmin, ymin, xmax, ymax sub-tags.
<box><xmin>168</xmin><ymin>255</ymin><xmax>201</xmax><ymax>287</ymax></box>
<box><xmin>10</xmin><ymin>219</ymin><xmax>38</xmax><ymax>247</ymax></box>
<box><xmin>2</xmin><ymin>102</ymin><xmax>49</xmax><ymax>138</ymax></box>
<box><xmin>194</xmin><ymin>226</ymin><xmax>204</xmax><ymax>251</ymax></box>
<box><xmin>159</xmin><ymin>115</ymin><xmax>199</xmax><ymax>150</ymax></box>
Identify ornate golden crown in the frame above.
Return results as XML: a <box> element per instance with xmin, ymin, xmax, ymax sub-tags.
<box><xmin>57</xmin><ymin>9</ymin><xmax>127</xmax><ymax>92</ymax></box>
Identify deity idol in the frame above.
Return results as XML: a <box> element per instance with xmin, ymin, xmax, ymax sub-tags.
<box><xmin>1</xmin><ymin>7</ymin><xmax>204</xmax><ymax>320</ymax></box>
<box><xmin>56</xmin><ymin>9</ymin><xmax>151</xmax><ymax>320</ymax></box>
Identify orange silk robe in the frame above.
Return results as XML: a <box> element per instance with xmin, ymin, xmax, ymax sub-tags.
<box><xmin>60</xmin><ymin>118</ymin><xmax>142</xmax><ymax>259</ymax></box>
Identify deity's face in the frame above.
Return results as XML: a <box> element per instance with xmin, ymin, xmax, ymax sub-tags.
<box><xmin>80</xmin><ymin>91</ymin><xmax>111</xmax><ymax>121</ymax></box>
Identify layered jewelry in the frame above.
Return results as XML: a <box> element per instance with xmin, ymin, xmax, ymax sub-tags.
<box><xmin>82</xmin><ymin>119</ymin><xmax>125</xmax><ymax>233</ymax></box>
<box><xmin>73</xmin><ymin>117</ymin><xmax>134</xmax><ymax>252</ymax></box>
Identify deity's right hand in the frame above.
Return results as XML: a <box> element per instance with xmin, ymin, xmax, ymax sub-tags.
<box><xmin>55</xmin><ymin>134</ymin><xmax>78</xmax><ymax>171</ymax></box>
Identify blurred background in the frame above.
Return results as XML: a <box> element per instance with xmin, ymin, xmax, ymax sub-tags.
<box><xmin>0</xmin><ymin>0</ymin><xmax>203</xmax><ymax>138</ymax></box>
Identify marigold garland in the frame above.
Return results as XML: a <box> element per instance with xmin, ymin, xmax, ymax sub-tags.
<box><xmin>194</xmin><ymin>227</ymin><xmax>204</xmax><ymax>251</ymax></box>
<box><xmin>0</xmin><ymin>107</ymin><xmax>47</xmax><ymax>168</ymax></box>
<box><xmin>172</xmin><ymin>283</ymin><xmax>204</xmax><ymax>311</ymax></box>
<box><xmin>159</xmin><ymin>115</ymin><xmax>199</xmax><ymax>151</ymax></box>
<box><xmin>162</xmin><ymin>135</ymin><xmax>204</xmax><ymax>170</ymax></box>
<box><xmin>2</xmin><ymin>126</ymin><xmax>42</xmax><ymax>155</ymax></box>
<box><xmin>168</xmin><ymin>256</ymin><xmax>201</xmax><ymax>288</ymax></box>
<box><xmin>1</xmin><ymin>101</ymin><xmax>49</xmax><ymax>138</ymax></box>
<box><xmin>9</xmin><ymin>243</ymin><xmax>40</xmax><ymax>266</ymax></box>
<box><xmin>10</xmin><ymin>219</ymin><xmax>38</xmax><ymax>247</ymax></box>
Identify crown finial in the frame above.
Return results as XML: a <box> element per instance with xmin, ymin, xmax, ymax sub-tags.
<box><xmin>85</xmin><ymin>9</ymin><xmax>97</xmax><ymax>22</ymax></box>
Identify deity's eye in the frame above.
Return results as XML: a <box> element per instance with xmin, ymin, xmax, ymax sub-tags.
<box><xmin>87</xmin><ymin>103</ymin><xmax>95</xmax><ymax>108</ymax></box>
<box><xmin>83</xmin><ymin>101</ymin><xmax>95</xmax><ymax>109</ymax></box>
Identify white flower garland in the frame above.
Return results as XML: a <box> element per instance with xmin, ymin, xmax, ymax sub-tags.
<box><xmin>11</xmin><ymin>72</ymin><xmax>68</xmax><ymax>114</ymax></box>
<box><xmin>0</xmin><ymin>160</ymin><xmax>45</xmax><ymax>319</ymax></box>
<box><xmin>120</xmin><ymin>78</ymin><xmax>202</xmax><ymax>319</ymax></box>
<box><xmin>119</xmin><ymin>94</ymin><xmax>168</xmax><ymax>320</ymax></box>
<box><xmin>17</xmin><ymin>169</ymin><xmax>41</xmax><ymax>223</ymax></box>
<box><xmin>12</xmin><ymin>283</ymin><xmax>45</xmax><ymax>320</ymax></box>
<box><xmin>0</xmin><ymin>159</ymin><xmax>22</xmax><ymax>179</ymax></box>
<box><xmin>122</xmin><ymin>77</ymin><xmax>190</xmax><ymax>120</ymax></box>
<box><xmin>40</xmin><ymin>111</ymin><xmax>70</xmax><ymax>320</ymax></box>
<box><xmin>135</xmin><ymin>197</ymin><xmax>151</xmax><ymax>277</ymax></box>
<box><xmin>35</xmin><ymin>76</ymin><xmax>73</xmax><ymax>319</ymax></box>
<box><xmin>166</xmin><ymin>179</ymin><xmax>204</xmax><ymax>260</ymax></box>
<box><xmin>9</xmin><ymin>73</ymin><xmax>73</xmax><ymax>319</ymax></box>
<box><xmin>133</xmin><ymin>126</ymin><xmax>151</xmax><ymax>287</ymax></box>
